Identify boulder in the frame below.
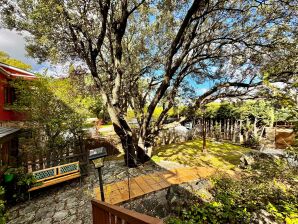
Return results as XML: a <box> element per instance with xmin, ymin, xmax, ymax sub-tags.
<box><xmin>166</xmin><ymin>179</ymin><xmax>213</xmax><ymax>213</ymax></box>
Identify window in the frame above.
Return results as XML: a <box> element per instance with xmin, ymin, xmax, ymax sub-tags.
<box><xmin>4</xmin><ymin>87</ymin><xmax>9</xmax><ymax>104</ymax></box>
<box><xmin>4</xmin><ymin>87</ymin><xmax>16</xmax><ymax>106</ymax></box>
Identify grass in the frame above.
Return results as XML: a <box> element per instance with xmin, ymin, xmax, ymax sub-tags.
<box><xmin>100</xmin><ymin>124</ymin><xmax>113</xmax><ymax>128</ymax></box>
<box><xmin>152</xmin><ymin>139</ymin><xmax>251</xmax><ymax>170</ymax></box>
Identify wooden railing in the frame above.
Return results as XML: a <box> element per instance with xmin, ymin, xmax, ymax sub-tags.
<box><xmin>92</xmin><ymin>199</ymin><xmax>163</xmax><ymax>224</ymax></box>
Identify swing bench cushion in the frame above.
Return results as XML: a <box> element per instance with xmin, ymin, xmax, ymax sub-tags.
<box><xmin>28</xmin><ymin>161</ymin><xmax>81</xmax><ymax>192</ymax></box>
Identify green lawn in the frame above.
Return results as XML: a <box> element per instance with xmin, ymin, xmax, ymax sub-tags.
<box><xmin>152</xmin><ymin>139</ymin><xmax>251</xmax><ymax>170</ymax></box>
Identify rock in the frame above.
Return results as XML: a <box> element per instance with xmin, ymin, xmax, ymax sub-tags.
<box><xmin>45</xmin><ymin>211</ymin><xmax>55</xmax><ymax>219</ymax></box>
<box><xmin>54</xmin><ymin>201</ymin><xmax>65</xmax><ymax>211</ymax></box>
<box><xmin>240</xmin><ymin>153</ymin><xmax>255</xmax><ymax>167</ymax></box>
<box><xmin>122</xmin><ymin>189</ymin><xmax>169</xmax><ymax>218</ymax></box>
<box><xmin>195</xmin><ymin>188</ymin><xmax>213</xmax><ymax>202</ymax></box>
<box><xmin>32</xmin><ymin>218</ymin><xmax>52</xmax><ymax>224</ymax></box>
<box><xmin>61</xmin><ymin>215</ymin><xmax>79</xmax><ymax>223</ymax></box>
<box><xmin>65</xmin><ymin>197</ymin><xmax>78</xmax><ymax>208</ymax></box>
<box><xmin>166</xmin><ymin>183</ymin><xmax>199</xmax><ymax>213</ymax></box>
<box><xmin>19</xmin><ymin>204</ymin><xmax>37</xmax><ymax>216</ymax></box>
<box><xmin>23</xmin><ymin>211</ymin><xmax>35</xmax><ymax>222</ymax></box>
<box><xmin>240</xmin><ymin>150</ymin><xmax>298</xmax><ymax>169</ymax></box>
<box><xmin>53</xmin><ymin>211</ymin><xmax>68</xmax><ymax>221</ymax></box>
<box><xmin>251</xmin><ymin>209</ymin><xmax>278</xmax><ymax>224</ymax></box>
<box><xmin>69</xmin><ymin>208</ymin><xmax>77</xmax><ymax>216</ymax></box>
<box><xmin>35</xmin><ymin>207</ymin><xmax>52</xmax><ymax>221</ymax></box>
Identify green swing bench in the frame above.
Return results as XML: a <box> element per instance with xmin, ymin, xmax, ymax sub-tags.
<box><xmin>28</xmin><ymin>161</ymin><xmax>81</xmax><ymax>198</ymax></box>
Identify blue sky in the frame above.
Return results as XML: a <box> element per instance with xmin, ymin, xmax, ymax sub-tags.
<box><xmin>0</xmin><ymin>28</ymin><xmax>211</xmax><ymax>95</ymax></box>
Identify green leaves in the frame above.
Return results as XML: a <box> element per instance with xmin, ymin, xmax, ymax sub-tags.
<box><xmin>167</xmin><ymin>155</ymin><xmax>298</xmax><ymax>224</ymax></box>
<box><xmin>11</xmin><ymin>74</ymin><xmax>86</xmax><ymax>156</ymax></box>
<box><xmin>0</xmin><ymin>186</ymin><xmax>6</xmax><ymax>224</ymax></box>
<box><xmin>0</xmin><ymin>51</ymin><xmax>32</xmax><ymax>71</ymax></box>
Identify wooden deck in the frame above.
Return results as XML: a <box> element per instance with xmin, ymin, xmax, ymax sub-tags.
<box><xmin>92</xmin><ymin>199</ymin><xmax>162</xmax><ymax>224</ymax></box>
<box><xmin>94</xmin><ymin>166</ymin><xmax>217</xmax><ymax>204</ymax></box>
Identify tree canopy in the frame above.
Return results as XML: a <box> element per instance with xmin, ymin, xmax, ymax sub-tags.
<box><xmin>2</xmin><ymin>0</ymin><xmax>297</xmax><ymax>166</ymax></box>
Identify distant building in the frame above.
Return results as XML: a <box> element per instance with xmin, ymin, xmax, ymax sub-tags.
<box><xmin>0</xmin><ymin>127</ymin><xmax>21</xmax><ymax>167</ymax></box>
<box><xmin>0</xmin><ymin>62</ymin><xmax>36</xmax><ymax>124</ymax></box>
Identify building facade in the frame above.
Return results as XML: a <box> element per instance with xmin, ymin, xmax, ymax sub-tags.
<box><xmin>0</xmin><ymin>62</ymin><xmax>36</xmax><ymax>124</ymax></box>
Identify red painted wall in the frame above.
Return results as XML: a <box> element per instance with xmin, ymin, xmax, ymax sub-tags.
<box><xmin>0</xmin><ymin>64</ymin><xmax>35</xmax><ymax>121</ymax></box>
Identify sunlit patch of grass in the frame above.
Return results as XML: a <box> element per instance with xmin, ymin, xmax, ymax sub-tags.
<box><xmin>151</xmin><ymin>155</ymin><xmax>163</xmax><ymax>163</ymax></box>
<box><xmin>153</xmin><ymin>139</ymin><xmax>251</xmax><ymax>170</ymax></box>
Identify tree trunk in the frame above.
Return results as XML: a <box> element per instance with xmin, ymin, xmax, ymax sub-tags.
<box><xmin>219</xmin><ymin>120</ymin><xmax>222</xmax><ymax>140</ymax></box>
<box><xmin>227</xmin><ymin>119</ymin><xmax>230</xmax><ymax>140</ymax></box>
<box><xmin>239</xmin><ymin>120</ymin><xmax>244</xmax><ymax>144</ymax></box>
<box><xmin>107</xmin><ymin>103</ymin><xmax>149</xmax><ymax>167</ymax></box>
<box><xmin>232</xmin><ymin>119</ymin><xmax>237</xmax><ymax>143</ymax></box>
<box><xmin>245</xmin><ymin>118</ymin><xmax>250</xmax><ymax>141</ymax></box>
<box><xmin>253</xmin><ymin>117</ymin><xmax>258</xmax><ymax>138</ymax></box>
<box><xmin>202</xmin><ymin>117</ymin><xmax>207</xmax><ymax>153</ymax></box>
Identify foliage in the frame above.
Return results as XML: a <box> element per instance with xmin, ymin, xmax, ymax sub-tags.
<box><xmin>11</xmin><ymin>75</ymin><xmax>85</xmax><ymax>157</ymax></box>
<box><xmin>13</xmin><ymin>167</ymin><xmax>37</xmax><ymax>188</ymax></box>
<box><xmin>167</xmin><ymin>156</ymin><xmax>298</xmax><ymax>224</ymax></box>
<box><xmin>68</xmin><ymin>65</ymin><xmax>109</xmax><ymax>121</ymax></box>
<box><xmin>2</xmin><ymin>0</ymin><xmax>297</xmax><ymax>166</ymax></box>
<box><xmin>2</xmin><ymin>167</ymin><xmax>37</xmax><ymax>202</ymax></box>
<box><xmin>0</xmin><ymin>51</ymin><xmax>32</xmax><ymax>71</ymax></box>
<box><xmin>0</xmin><ymin>186</ymin><xmax>6</xmax><ymax>224</ymax></box>
<box><xmin>243</xmin><ymin>135</ymin><xmax>260</xmax><ymax>149</ymax></box>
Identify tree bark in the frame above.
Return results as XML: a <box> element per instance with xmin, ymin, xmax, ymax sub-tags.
<box><xmin>253</xmin><ymin>117</ymin><xmax>258</xmax><ymax>138</ymax></box>
<box><xmin>239</xmin><ymin>120</ymin><xmax>244</xmax><ymax>144</ymax></box>
<box><xmin>202</xmin><ymin>117</ymin><xmax>207</xmax><ymax>153</ymax></box>
<box><xmin>232</xmin><ymin>119</ymin><xmax>237</xmax><ymax>143</ymax></box>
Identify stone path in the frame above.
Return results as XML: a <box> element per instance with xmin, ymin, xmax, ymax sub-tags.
<box><xmin>94</xmin><ymin>166</ymin><xmax>217</xmax><ymax>204</ymax></box>
<box><xmin>6</xmin><ymin>159</ymin><xmax>180</xmax><ymax>224</ymax></box>
<box><xmin>6</xmin><ymin>160</ymin><xmax>165</xmax><ymax>224</ymax></box>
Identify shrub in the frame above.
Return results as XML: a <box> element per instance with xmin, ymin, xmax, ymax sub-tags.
<box><xmin>243</xmin><ymin>135</ymin><xmax>260</xmax><ymax>149</ymax></box>
<box><xmin>0</xmin><ymin>186</ymin><xmax>6</xmax><ymax>224</ymax></box>
<box><xmin>3</xmin><ymin>167</ymin><xmax>37</xmax><ymax>202</ymax></box>
<box><xmin>167</xmin><ymin>157</ymin><xmax>298</xmax><ymax>224</ymax></box>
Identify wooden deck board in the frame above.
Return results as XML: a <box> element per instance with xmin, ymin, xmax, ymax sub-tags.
<box><xmin>94</xmin><ymin>166</ymin><xmax>217</xmax><ymax>204</ymax></box>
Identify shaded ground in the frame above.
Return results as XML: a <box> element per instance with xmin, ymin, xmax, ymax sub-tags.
<box><xmin>152</xmin><ymin>139</ymin><xmax>251</xmax><ymax>170</ymax></box>
<box><xmin>6</xmin><ymin>139</ymin><xmax>250</xmax><ymax>223</ymax></box>
<box><xmin>6</xmin><ymin>159</ymin><xmax>167</xmax><ymax>224</ymax></box>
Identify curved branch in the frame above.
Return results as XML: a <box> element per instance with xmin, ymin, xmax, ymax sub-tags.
<box><xmin>195</xmin><ymin>81</ymin><xmax>263</xmax><ymax>107</ymax></box>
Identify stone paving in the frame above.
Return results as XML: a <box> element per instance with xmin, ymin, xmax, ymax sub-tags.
<box><xmin>6</xmin><ymin>159</ymin><xmax>177</xmax><ymax>224</ymax></box>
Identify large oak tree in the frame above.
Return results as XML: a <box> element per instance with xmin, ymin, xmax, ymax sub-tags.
<box><xmin>1</xmin><ymin>0</ymin><xmax>297</xmax><ymax>166</ymax></box>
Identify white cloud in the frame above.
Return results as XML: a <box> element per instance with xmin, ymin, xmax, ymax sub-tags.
<box><xmin>0</xmin><ymin>28</ymin><xmax>70</xmax><ymax>76</ymax></box>
<box><xmin>0</xmin><ymin>29</ymin><xmax>39</xmax><ymax>66</ymax></box>
<box><xmin>197</xmin><ymin>88</ymin><xmax>208</xmax><ymax>94</ymax></box>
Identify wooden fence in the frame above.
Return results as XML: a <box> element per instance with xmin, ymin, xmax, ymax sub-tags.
<box><xmin>92</xmin><ymin>199</ymin><xmax>163</xmax><ymax>224</ymax></box>
<box><xmin>20</xmin><ymin>137</ymin><xmax>119</xmax><ymax>174</ymax></box>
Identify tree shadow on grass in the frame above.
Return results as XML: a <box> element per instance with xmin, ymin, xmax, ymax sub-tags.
<box><xmin>152</xmin><ymin>138</ymin><xmax>251</xmax><ymax>170</ymax></box>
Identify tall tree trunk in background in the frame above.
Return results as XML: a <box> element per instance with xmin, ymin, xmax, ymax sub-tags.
<box><xmin>245</xmin><ymin>118</ymin><xmax>250</xmax><ymax>141</ymax></box>
<box><xmin>106</xmin><ymin>102</ymin><xmax>150</xmax><ymax>167</ymax></box>
<box><xmin>202</xmin><ymin>117</ymin><xmax>207</xmax><ymax>153</ymax></box>
<box><xmin>223</xmin><ymin>119</ymin><xmax>226</xmax><ymax>139</ymax></box>
<box><xmin>253</xmin><ymin>117</ymin><xmax>258</xmax><ymax>138</ymax></box>
<box><xmin>239</xmin><ymin>120</ymin><xmax>244</xmax><ymax>144</ymax></box>
<box><xmin>227</xmin><ymin>119</ymin><xmax>230</xmax><ymax>140</ymax></box>
<box><xmin>232</xmin><ymin>119</ymin><xmax>237</xmax><ymax>142</ymax></box>
<box><xmin>219</xmin><ymin>120</ymin><xmax>222</xmax><ymax>140</ymax></box>
<box><xmin>211</xmin><ymin>119</ymin><xmax>214</xmax><ymax>139</ymax></box>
